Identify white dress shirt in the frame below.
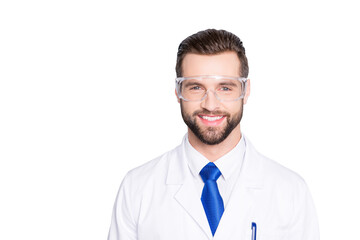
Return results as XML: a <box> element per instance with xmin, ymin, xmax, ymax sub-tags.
<box><xmin>184</xmin><ymin>134</ymin><xmax>246</xmax><ymax>208</ymax></box>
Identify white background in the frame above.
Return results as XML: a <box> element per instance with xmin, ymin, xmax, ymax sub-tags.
<box><xmin>1</xmin><ymin>0</ymin><xmax>359</xmax><ymax>239</ymax></box>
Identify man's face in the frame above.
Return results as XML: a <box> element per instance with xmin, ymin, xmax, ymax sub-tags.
<box><xmin>177</xmin><ymin>51</ymin><xmax>247</xmax><ymax>145</ymax></box>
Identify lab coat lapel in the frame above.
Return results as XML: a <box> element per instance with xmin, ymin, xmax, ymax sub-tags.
<box><xmin>166</xmin><ymin>142</ymin><xmax>213</xmax><ymax>240</ymax></box>
<box><xmin>214</xmin><ymin>136</ymin><xmax>264</xmax><ymax>239</ymax></box>
<box><xmin>174</xmin><ymin>177</ymin><xmax>213</xmax><ymax>239</ymax></box>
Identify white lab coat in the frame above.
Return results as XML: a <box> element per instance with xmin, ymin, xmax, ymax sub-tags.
<box><xmin>108</xmin><ymin>135</ymin><xmax>319</xmax><ymax>240</ymax></box>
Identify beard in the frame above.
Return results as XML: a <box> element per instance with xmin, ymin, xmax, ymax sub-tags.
<box><xmin>180</xmin><ymin>101</ymin><xmax>243</xmax><ymax>145</ymax></box>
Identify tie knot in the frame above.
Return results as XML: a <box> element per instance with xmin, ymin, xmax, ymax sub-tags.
<box><xmin>200</xmin><ymin>162</ymin><xmax>222</xmax><ymax>182</ymax></box>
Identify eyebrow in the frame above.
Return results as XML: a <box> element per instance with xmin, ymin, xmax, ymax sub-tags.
<box><xmin>182</xmin><ymin>81</ymin><xmax>203</xmax><ymax>88</ymax></box>
<box><xmin>182</xmin><ymin>80</ymin><xmax>239</xmax><ymax>88</ymax></box>
<box><xmin>218</xmin><ymin>81</ymin><xmax>238</xmax><ymax>87</ymax></box>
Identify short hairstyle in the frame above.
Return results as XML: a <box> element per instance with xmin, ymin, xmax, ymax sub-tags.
<box><xmin>176</xmin><ymin>29</ymin><xmax>249</xmax><ymax>78</ymax></box>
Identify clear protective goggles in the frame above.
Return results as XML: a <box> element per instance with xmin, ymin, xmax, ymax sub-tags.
<box><xmin>175</xmin><ymin>75</ymin><xmax>248</xmax><ymax>102</ymax></box>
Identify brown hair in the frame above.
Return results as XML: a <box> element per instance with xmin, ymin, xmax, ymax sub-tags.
<box><xmin>176</xmin><ymin>29</ymin><xmax>249</xmax><ymax>78</ymax></box>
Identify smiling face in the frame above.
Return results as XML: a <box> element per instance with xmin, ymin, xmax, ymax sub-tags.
<box><xmin>177</xmin><ymin>51</ymin><xmax>249</xmax><ymax>145</ymax></box>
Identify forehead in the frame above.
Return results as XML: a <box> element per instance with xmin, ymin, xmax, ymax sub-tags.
<box><xmin>182</xmin><ymin>51</ymin><xmax>241</xmax><ymax>77</ymax></box>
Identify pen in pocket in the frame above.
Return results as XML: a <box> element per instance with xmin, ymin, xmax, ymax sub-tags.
<box><xmin>251</xmin><ymin>222</ymin><xmax>257</xmax><ymax>240</ymax></box>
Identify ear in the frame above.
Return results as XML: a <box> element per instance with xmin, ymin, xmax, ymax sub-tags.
<box><xmin>175</xmin><ymin>89</ymin><xmax>180</xmax><ymax>103</ymax></box>
<box><xmin>243</xmin><ymin>79</ymin><xmax>251</xmax><ymax>105</ymax></box>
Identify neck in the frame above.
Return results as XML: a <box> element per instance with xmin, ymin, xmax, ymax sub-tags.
<box><xmin>187</xmin><ymin>125</ymin><xmax>242</xmax><ymax>162</ymax></box>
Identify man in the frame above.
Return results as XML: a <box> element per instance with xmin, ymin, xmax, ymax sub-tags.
<box><xmin>108</xmin><ymin>29</ymin><xmax>319</xmax><ymax>240</ymax></box>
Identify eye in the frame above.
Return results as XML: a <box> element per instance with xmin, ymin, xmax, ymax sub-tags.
<box><xmin>182</xmin><ymin>81</ymin><xmax>204</xmax><ymax>92</ymax></box>
<box><xmin>220</xmin><ymin>86</ymin><xmax>232</xmax><ymax>91</ymax></box>
<box><xmin>190</xmin><ymin>86</ymin><xmax>202</xmax><ymax>90</ymax></box>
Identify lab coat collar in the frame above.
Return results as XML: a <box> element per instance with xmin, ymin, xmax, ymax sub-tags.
<box><xmin>166</xmin><ymin>134</ymin><xmax>264</xmax><ymax>188</ymax></box>
<box><xmin>167</xmin><ymin>135</ymin><xmax>212</xmax><ymax>238</ymax></box>
<box><xmin>240</xmin><ymin>136</ymin><xmax>265</xmax><ymax>189</ymax></box>
<box><xmin>166</xmin><ymin>134</ymin><xmax>264</xmax><ymax>239</ymax></box>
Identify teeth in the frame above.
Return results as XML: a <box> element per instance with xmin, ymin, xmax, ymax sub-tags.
<box><xmin>200</xmin><ymin>115</ymin><xmax>224</xmax><ymax>121</ymax></box>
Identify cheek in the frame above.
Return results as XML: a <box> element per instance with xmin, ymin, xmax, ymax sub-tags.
<box><xmin>225</xmin><ymin>102</ymin><xmax>242</xmax><ymax>112</ymax></box>
<box><xmin>181</xmin><ymin>101</ymin><xmax>200</xmax><ymax>113</ymax></box>
<box><xmin>225</xmin><ymin>104</ymin><xmax>243</xmax><ymax>119</ymax></box>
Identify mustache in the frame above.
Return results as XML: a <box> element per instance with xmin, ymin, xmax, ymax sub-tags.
<box><xmin>192</xmin><ymin>110</ymin><xmax>230</xmax><ymax>117</ymax></box>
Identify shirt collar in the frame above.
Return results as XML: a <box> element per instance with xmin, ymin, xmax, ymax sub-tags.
<box><xmin>184</xmin><ymin>133</ymin><xmax>246</xmax><ymax>181</ymax></box>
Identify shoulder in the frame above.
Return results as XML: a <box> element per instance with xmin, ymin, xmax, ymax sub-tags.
<box><xmin>113</xmin><ymin>145</ymin><xmax>181</xmax><ymax>219</ymax></box>
<box><xmin>261</xmin><ymin>153</ymin><xmax>308</xmax><ymax>193</ymax></box>
<box><xmin>120</xmin><ymin>143</ymin><xmax>181</xmax><ymax>191</ymax></box>
<box><xmin>244</xmin><ymin>136</ymin><xmax>308</xmax><ymax>191</ymax></box>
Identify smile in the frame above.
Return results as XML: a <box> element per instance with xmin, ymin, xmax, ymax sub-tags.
<box><xmin>199</xmin><ymin>115</ymin><xmax>225</xmax><ymax>121</ymax></box>
<box><xmin>198</xmin><ymin>115</ymin><xmax>226</xmax><ymax>126</ymax></box>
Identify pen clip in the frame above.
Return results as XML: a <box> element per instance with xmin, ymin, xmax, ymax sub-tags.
<box><xmin>251</xmin><ymin>222</ymin><xmax>257</xmax><ymax>240</ymax></box>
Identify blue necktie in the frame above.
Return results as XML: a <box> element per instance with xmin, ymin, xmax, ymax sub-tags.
<box><xmin>200</xmin><ymin>162</ymin><xmax>224</xmax><ymax>236</ymax></box>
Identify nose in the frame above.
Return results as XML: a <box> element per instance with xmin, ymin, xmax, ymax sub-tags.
<box><xmin>200</xmin><ymin>90</ymin><xmax>221</xmax><ymax>112</ymax></box>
